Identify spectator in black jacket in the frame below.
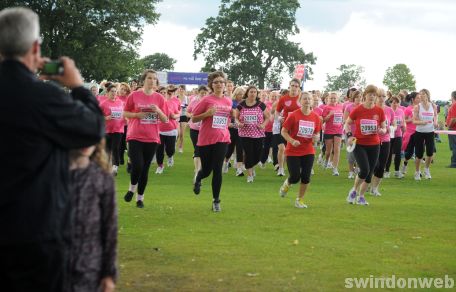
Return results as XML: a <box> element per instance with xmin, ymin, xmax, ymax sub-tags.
<box><xmin>0</xmin><ymin>7</ymin><xmax>105</xmax><ymax>292</ymax></box>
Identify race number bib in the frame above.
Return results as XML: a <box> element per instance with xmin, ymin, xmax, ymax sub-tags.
<box><xmin>333</xmin><ymin>112</ymin><xmax>343</xmax><ymax>125</ymax></box>
<box><xmin>141</xmin><ymin>112</ymin><xmax>158</xmax><ymax>124</ymax></box>
<box><xmin>244</xmin><ymin>114</ymin><xmax>258</xmax><ymax>124</ymax></box>
<box><xmin>111</xmin><ymin>109</ymin><xmax>122</xmax><ymax>120</ymax></box>
<box><xmin>360</xmin><ymin>119</ymin><xmax>377</xmax><ymax>135</ymax></box>
<box><xmin>297</xmin><ymin>120</ymin><xmax>315</xmax><ymax>138</ymax></box>
<box><xmin>212</xmin><ymin>115</ymin><xmax>228</xmax><ymax>129</ymax></box>
<box><xmin>421</xmin><ymin>112</ymin><xmax>434</xmax><ymax>123</ymax></box>
<box><xmin>272</xmin><ymin>121</ymin><xmax>281</xmax><ymax>135</ymax></box>
<box><xmin>395</xmin><ymin>117</ymin><xmax>402</xmax><ymax>125</ymax></box>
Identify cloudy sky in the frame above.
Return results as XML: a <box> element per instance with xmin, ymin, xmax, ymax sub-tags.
<box><xmin>140</xmin><ymin>0</ymin><xmax>456</xmax><ymax>100</ymax></box>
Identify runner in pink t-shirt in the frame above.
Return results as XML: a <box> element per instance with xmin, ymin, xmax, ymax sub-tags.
<box><xmin>321</xmin><ymin>92</ymin><xmax>343</xmax><ymax>175</ymax></box>
<box><xmin>385</xmin><ymin>96</ymin><xmax>406</xmax><ymax>178</ymax></box>
<box><xmin>118</xmin><ymin>82</ymin><xmax>131</xmax><ymax>166</ymax></box>
<box><xmin>191</xmin><ymin>72</ymin><xmax>232</xmax><ymax>212</ymax></box>
<box><xmin>343</xmin><ymin>90</ymin><xmax>362</xmax><ymax>179</ymax></box>
<box><xmin>401</xmin><ymin>92</ymin><xmax>421</xmax><ymax>175</ymax></box>
<box><xmin>187</xmin><ymin>85</ymin><xmax>209</xmax><ymax>177</ymax></box>
<box><xmin>370</xmin><ymin>89</ymin><xmax>397</xmax><ymax>196</ymax></box>
<box><xmin>122</xmin><ymin>70</ymin><xmax>169</xmax><ymax>208</ymax></box>
<box><xmin>155</xmin><ymin>86</ymin><xmax>181</xmax><ymax>174</ymax></box>
<box><xmin>100</xmin><ymin>84</ymin><xmax>124</xmax><ymax>175</ymax></box>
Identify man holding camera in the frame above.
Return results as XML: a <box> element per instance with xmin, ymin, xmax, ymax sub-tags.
<box><xmin>0</xmin><ymin>7</ymin><xmax>104</xmax><ymax>292</ymax></box>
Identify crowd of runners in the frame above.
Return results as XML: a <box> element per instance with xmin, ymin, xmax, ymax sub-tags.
<box><xmin>93</xmin><ymin>69</ymin><xmax>456</xmax><ymax>211</ymax></box>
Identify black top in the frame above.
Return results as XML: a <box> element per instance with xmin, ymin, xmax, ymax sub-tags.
<box><xmin>236</xmin><ymin>100</ymin><xmax>266</xmax><ymax>111</ymax></box>
<box><xmin>0</xmin><ymin>60</ymin><xmax>105</xmax><ymax>245</ymax></box>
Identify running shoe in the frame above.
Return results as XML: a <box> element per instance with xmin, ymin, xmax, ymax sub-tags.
<box><xmin>277</xmin><ymin>168</ymin><xmax>285</xmax><ymax>176</ymax></box>
<box><xmin>401</xmin><ymin>164</ymin><xmax>407</xmax><ymax>174</ymax></box>
<box><xmin>371</xmin><ymin>188</ymin><xmax>382</xmax><ymax>196</ymax></box>
<box><xmin>346</xmin><ymin>188</ymin><xmax>357</xmax><ymax>204</ymax></box>
<box><xmin>258</xmin><ymin>162</ymin><xmax>265</xmax><ymax>169</ymax></box>
<box><xmin>311</xmin><ymin>168</ymin><xmax>315</xmax><ymax>175</ymax></box>
<box><xmin>279</xmin><ymin>179</ymin><xmax>289</xmax><ymax>197</ymax></box>
<box><xmin>155</xmin><ymin>166</ymin><xmax>164</xmax><ymax>174</ymax></box>
<box><xmin>222</xmin><ymin>162</ymin><xmax>229</xmax><ymax>174</ymax></box>
<box><xmin>247</xmin><ymin>175</ymin><xmax>254</xmax><ymax>183</ymax></box>
<box><xmin>394</xmin><ymin>171</ymin><xmax>404</xmax><ymax>179</ymax></box>
<box><xmin>124</xmin><ymin>191</ymin><xmax>134</xmax><ymax>202</ymax></box>
<box><xmin>332</xmin><ymin>168</ymin><xmax>339</xmax><ymax>176</ymax></box>
<box><xmin>236</xmin><ymin>168</ymin><xmax>244</xmax><ymax>177</ymax></box>
<box><xmin>167</xmin><ymin>156</ymin><xmax>174</xmax><ymax>167</ymax></box>
<box><xmin>193</xmin><ymin>180</ymin><xmax>201</xmax><ymax>195</ymax></box>
<box><xmin>212</xmin><ymin>200</ymin><xmax>221</xmax><ymax>212</ymax></box>
<box><xmin>178</xmin><ymin>148</ymin><xmax>183</xmax><ymax>153</ymax></box>
<box><xmin>274</xmin><ymin>164</ymin><xmax>279</xmax><ymax>171</ymax></box>
<box><xmin>424</xmin><ymin>168</ymin><xmax>432</xmax><ymax>179</ymax></box>
<box><xmin>383</xmin><ymin>172</ymin><xmax>390</xmax><ymax>178</ymax></box>
<box><xmin>325</xmin><ymin>161</ymin><xmax>333</xmax><ymax>169</ymax></box>
<box><xmin>357</xmin><ymin>196</ymin><xmax>369</xmax><ymax>206</ymax></box>
<box><xmin>414</xmin><ymin>171</ymin><xmax>421</xmax><ymax>181</ymax></box>
<box><xmin>348</xmin><ymin>172</ymin><xmax>355</xmax><ymax>179</ymax></box>
<box><xmin>267</xmin><ymin>156</ymin><xmax>273</xmax><ymax>163</ymax></box>
<box><xmin>295</xmin><ymin>198</ymin><xmax>308</xmax><ymax>209</ymax></box>
<box><xmin>136</xmin><ymin>200</ymin><xmax>144</xmax><ymax>208</ymax></box>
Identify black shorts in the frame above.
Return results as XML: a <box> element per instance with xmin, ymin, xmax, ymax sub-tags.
<box><xmin>323</xmin><ymin>133</ymin><xmax>342</xmax><ymax>140</ymax></box>
<box><xmin>273</xmin><ymin>134</ymin><xmax>286</xmax><ymax>146</ymax></box>
<box><xmin>179</xmin><ymin>116</ymin><xmax>189</xmax><ymax>123</ymax></box>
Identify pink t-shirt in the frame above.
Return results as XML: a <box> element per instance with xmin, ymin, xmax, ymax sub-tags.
<box><xmin>96</xmin><ymin>95</ymin><xmax>107</xmax><ymax>105</ymax></box>
<box><xmin>100</xmin><ymin>98</ymin><xmax>125</xmax><ymax>134</ymax></box>
<box><xmin>312</xmin><ymin>107</ymin><xmax>323</xmax><ymax>117</ymax></box>
<box><xmin>159</xmin><ymin>98</ymin><xmax>180</xmax><ymax>132</ymax></box>
<box><xmin>393</xmin><ymin>107</ymin><xmax>405</xmax><ymax>137</ymax></box>
<box><xmin>264</xmin><ymin>101</ymin><xmax>273</xmax><ymax>132</ymax></box>
<box><xmin>404</xmin><ymin>105</ymin><xmax>416</xmax><ymax>133</ymax></box>
<box><xmin>342</xmin><ymin>101</ymin><xmax>353</xmax><ymax>113</ymax></box>
<box><xmin>237</xmin><ymin>101</ymin><xmax>267</xmax><ymax>138</ymax></box>
<box><xmin>124</xmin><ymin>91</ymin><xmax>168</xmax><ymax>143</ymax></box>
<box><xmin>192</xmin><ymin>95</ymin><xmax>232</xmax><ymax>146</ymax></box>
<box><xmin>379</xmin><ymin>106</ymin><xmax>395</xmax><ymax>142</ymax></box>
<box><xmin>118</xmin><ymin>95</ymin><xmax>128</xmax><ymax>104</ymax></box>
<box><xmin>345</xmin><ymin>103</ymin><xmax>359</xmax><ymax>133</ymax></box>
<box><xmin>187</xmin><ymin>97</ymin><xmax>202</xmax><ymax>131</ymax></box>
<box><xmin>322</xmin><ymin>104</ymin><xmax>344</xmax><ymax>134</ymax></box>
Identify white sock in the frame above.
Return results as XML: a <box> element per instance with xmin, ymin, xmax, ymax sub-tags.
<box><xmin>137</xmin><ymin>194</ymin><xmax>144</xmax><ymax>201</ymax></box>
<box><xmin>112</xmin><ymin>165</ymin><xmax>118</xmax><ymax>172</ymax></box>
<box><xmin>129</xmin><ymin>183</ymin><xmax>138</xmax><ymax>192</ymax></box>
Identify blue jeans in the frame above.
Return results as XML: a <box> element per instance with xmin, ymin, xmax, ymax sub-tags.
<box><xmin>449</xmin><ymin>134</ymin><xmax>456</xmax><ymax>167</ymax></box>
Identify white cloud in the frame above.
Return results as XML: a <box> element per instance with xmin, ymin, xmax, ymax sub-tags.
<box><xmin>293</xmin><ymin>11</ymin><xmax>456</xmax><ymax>100</ymax></box>
<box><xmin>139</xmin><ymin>22</ymin><xmax>205</xmax><ymax>72</ymax></box>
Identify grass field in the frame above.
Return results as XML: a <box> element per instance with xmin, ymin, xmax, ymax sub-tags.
<box><xmin>115</xmin><ymin>132</ymin><xmax>456</xmax><ymax>291</ymax></box>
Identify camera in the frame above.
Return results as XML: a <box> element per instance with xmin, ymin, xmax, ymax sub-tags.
<box><xmin>41</xmin><ymin>60</ymin><xmax>64</xmax><ymax>75</ymax></box>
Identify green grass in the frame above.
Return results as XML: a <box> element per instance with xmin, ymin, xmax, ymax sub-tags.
<box><xmin>115</xmin><ymin>131</ymin><xmax>456</xmax><ymax>291</ymax></box>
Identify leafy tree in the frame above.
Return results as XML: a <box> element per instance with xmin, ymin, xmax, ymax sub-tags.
<box><xmin>0</xmin><ymin>0</ymin><xmax>161</xmax><ymax>81</ymax></box>
<box><xmin>141</xmin><ymin>53</ymin><xmax>176</xmax><ymax>71</ymax></box>
<box><xmin>383</xmin><ymin>64</ymin><xmax>416</xmax><ymax>94</ymax></box>
<box><xmin>194</xmin><ymin>0</ymin><xmax>316</xmax><ymax>88</ymax></box>
<box><xmin>325</xmin><ymin>64</ymin><xmax>366</xmax><ymax>92</ymax></box>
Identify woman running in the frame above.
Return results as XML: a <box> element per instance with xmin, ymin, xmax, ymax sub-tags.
<box><xmin>279</xmin><ymin>92</ymin><xmax>322</xmax><ymax>208</ymax></box>
<box><xmin>413</xmin><ymin>89</ymin><xmax>438</xmax><ymax>180</ymax></box>
<box><xmin>186</xmin><ymin>85</ymin><xmax>208</xmax><ymax>182</ymax></box>
<box><xmin>370</xmin><ymin>88</ymin><xmax>396</xmax><ymax>196</ymax></box>
<box><xmin>99</xmin><ymin>83</ymin><xmax>125</xmax><ymax>175</ymax></box>
<box><xmin>235</xmin><ymin>85</ymin><xmax>270</xmax><ymax>182</ymax></box>
<box><xmin>123</xmin><ymin>69</ymin><xmax>168</xmax><ymax>208</ymax></box>
<box><xmin>402</xmin><ymin>92</ymin><xmax>421</xmax><ymax>175</ymax></box>
<box><xmin>385</xmin><ymin>96</ymin><xmax>406</xmax><ymax>178</ymax></box>
<box><xmin>345</xmin><ymin>85</ymin><xmax>387</xmax><ymax>206</ymax></box>
<box><xmin>177</xmin><ymin>85</ymin><xmax>189</xmax><ymax>153</ymax></box>
<box><xmin>321</xmin><ymin>92</ymin><xmax>344</xmax><ymax>176</ymax></box>
<box><xmin>155</xmin><ymin>85</ymin><xmax>181</xmax><ymax>174</ymax></box>
<box><xmin>343</xmin><ymin>90</ymin><xmax>362</xmax><ymax>179</ymax></box>
<box><xmin>191</xmin><ymin>71</ymin><xmax>232</xmax><ymax>212</ymax></box>
<box><xmin>117</xmin><ymin>82</ymin><xmax>131</xmax><ymax>166</ymax></box>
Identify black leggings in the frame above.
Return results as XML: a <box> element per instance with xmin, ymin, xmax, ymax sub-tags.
<box><xmin>128</xmin><ymin>140</ymin><xmax>157</xmax><ymax>195</ymax></box>
<box><xmin>156</xmin><ymin>135</ymin><xmax>176</xmax><ymax>165</ymax></box>
<box><xmin>286</xmin><ymin>155</ymin><xmax>315</xmax><ymax>184</ymax></box>
<box><xmin>196</xmin><ymin>143</ymin><xmax>228</xmax><ymax>201</ymax></box>
<box><xmin>241</xmin><ymin>137</ymin><xmax>264</xmax><ymax>169</ymax></box>
<box><xmin>404</xmin><ymin>132</ymin><xmax>417</xmax><ymax>160</ymax></box>
<box><xmin>119</xmin><ymin>125</ymin><xmax>127</xmax><ymax>163</ymax></box>
<box><xmin>225</xmin><ymin>127</ymin><xmax>243</xmax><ymax>162</ymax></box>
<box><xmin>385</xmin><ymin>137</ymin><xmax>402</xmax><ymax>172</ymax></box>
<box><xmin>261</xmin><ymin>132</ymin><xmax>278</xmax><ymax>164</ymax></box>
<box><xmin>189</xmin><ymin>129</ymin><xmax>200</xmax><ymax>158</ymax></box>
<box><xmin>374</xmin><ymin>142</ymin><xmax>390</xmax><ymax>178</ymax></box>
<box><xmin>106</xmin><ymin>132</ymin><xmax>122</xmax><ymax>166</ymax></box>
<box><xmin>415</xmin><ymin>132</ymin><xmax>435</xmax><ymax>159</ymax></box>
<box><xmin>353</xmin><ymin>144</ymin><xmax>380</xmax><ymax>183</ymax></box>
